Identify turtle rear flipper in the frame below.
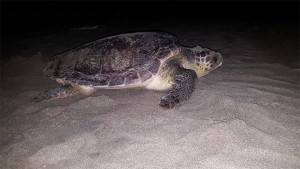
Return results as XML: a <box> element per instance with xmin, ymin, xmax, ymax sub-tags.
<box><xmin>34</xmin><ymin>85</ymin><xmax>80</xmax><ymax>102</ymax></box>
<box><xmin>159</xmin><ymin>67</ymin><xmax>197</xmax><ymax>109</ymax></box>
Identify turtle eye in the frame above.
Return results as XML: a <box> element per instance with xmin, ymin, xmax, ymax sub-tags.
<box><xmin>213</xmin><ymin>56</ymin><xmax>218</xmax><ymax>63</ymax></box>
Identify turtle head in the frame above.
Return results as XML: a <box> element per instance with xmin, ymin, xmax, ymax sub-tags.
<box><xmin>182</xmin><ymin>46</ymin><xmax>223</xmax><ymax>77</ymax></box>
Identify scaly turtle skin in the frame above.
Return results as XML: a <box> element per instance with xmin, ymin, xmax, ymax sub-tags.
<box><xmin>35</xmin><ymin>32</ymin><xmax>223</xmax><ymax>109</ymax></box>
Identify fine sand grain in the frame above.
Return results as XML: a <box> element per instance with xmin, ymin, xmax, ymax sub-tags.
<box><xmin>1</xmin><ymin>23</ymin><xmax>299</xmax><ymax>169</ymax></box>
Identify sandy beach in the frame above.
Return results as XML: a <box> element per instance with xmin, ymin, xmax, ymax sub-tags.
<box><xmin>1</xmin><ymin>12</ymin><xmax>299</xmax><ymax>169</ymax></box>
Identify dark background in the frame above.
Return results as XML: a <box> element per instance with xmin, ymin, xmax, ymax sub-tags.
<box><xmin>1</xmin><ymin>1</ymin><xmax>299</xmax><ymax>40</ymax></box>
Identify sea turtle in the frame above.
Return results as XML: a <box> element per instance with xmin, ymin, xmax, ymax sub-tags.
<box><xmin>34</xmin><ymin>32</ymin><xmax>223</xmax><ymax>109</ymax></box>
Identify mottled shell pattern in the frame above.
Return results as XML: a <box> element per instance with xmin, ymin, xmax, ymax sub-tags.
<box><xmin>44</xmin><ymin>32</ymin><xmax>181</xmax><ymax>87</ymax></box>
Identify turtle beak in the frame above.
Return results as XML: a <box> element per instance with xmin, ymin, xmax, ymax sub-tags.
<box><xmin>215</xmin><ymin>52</ymin><xmax>223</xmax><ymax>66</ymax></box>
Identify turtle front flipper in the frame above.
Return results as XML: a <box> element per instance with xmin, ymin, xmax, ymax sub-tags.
<box><xmin>34</xmin><ymin>85</ymin><xmax>80</xmax><ymax>102</ymax></box>
<box><xmin>159</xmin><ymin>67</ymin><xmax>197</xmax><ymax>109</ymax></box>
